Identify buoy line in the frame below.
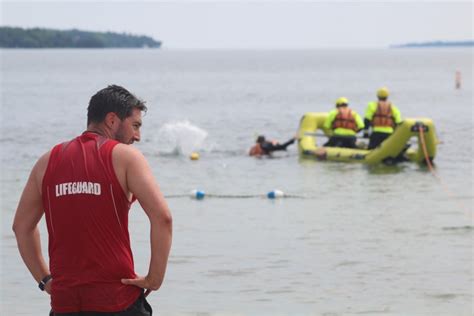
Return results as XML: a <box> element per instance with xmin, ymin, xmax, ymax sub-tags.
<box><xmin>164</xmin><ymin>189</ymin><xmax>308</xmax><ymax>200</ymax></box>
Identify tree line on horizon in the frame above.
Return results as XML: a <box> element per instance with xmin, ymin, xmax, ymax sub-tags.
<box><xmin>0</xmin><ymin>26</ymin><xmax>161</xmax><ymax>48</ymax></box>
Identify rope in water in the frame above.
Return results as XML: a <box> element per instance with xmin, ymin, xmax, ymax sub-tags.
<box><xmin>418</xmin><ymin>128</ymin><xmax>472</xmax><ymax>217</ymax></box>
<box><xmin>419</xmin><ymin>127</ymin><xmax>435</xmax><ymax>174</ymax></box>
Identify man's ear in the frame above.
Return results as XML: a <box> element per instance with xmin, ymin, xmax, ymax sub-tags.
<box><xmin>104</xmin><ymin>112</ymin><xmax>118</xmax><ymax>129</ymax></box>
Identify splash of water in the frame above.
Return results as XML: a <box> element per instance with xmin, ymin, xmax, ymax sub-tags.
<box><xmin>157</xmin><ymin>120</ymin><xmax>208</xmax><ymax>156</ymax></box>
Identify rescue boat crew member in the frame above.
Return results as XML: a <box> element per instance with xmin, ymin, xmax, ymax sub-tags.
<box><xmin>363</xmin><ymin>87</ymin><xmax>402</xmax><ymax>149</ymax></box>
<box><xmin>249</xmin><ymin>135</ymin><xmax>296</xmax><ymax>156</ymax></box>
<box><xmin>323</xmin><ymin>97</ymin><xmax>364</xmax><ymax>148</ymax></box>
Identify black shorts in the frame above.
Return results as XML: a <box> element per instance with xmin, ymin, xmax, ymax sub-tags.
<box><xmin>49</xmin><ymin>292</ymin><xmax>152</xmax><ymax>316</ymax></box>
<box><xmin>368</xmin><ymin>132</ymin><xmax>391</xmax><ymax>149</ymax></box>
<box><xmin>324</xmin><ymin>135</ymin><xmax>357</xmax><ymax>149</ymax></box>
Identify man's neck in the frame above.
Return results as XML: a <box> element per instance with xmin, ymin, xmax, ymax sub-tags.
<box><xmin>85</xmin><ymin>125</ymin><xmax>114</xmax><ymax>139</ymax></box>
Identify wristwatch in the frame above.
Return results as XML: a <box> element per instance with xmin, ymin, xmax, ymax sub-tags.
<box><xmin>38</xmin><ymin>275</ymin><xmax>52</xmax><ymax>291</ymax></box>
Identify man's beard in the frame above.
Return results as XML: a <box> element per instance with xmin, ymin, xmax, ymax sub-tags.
<box><xmin>115</xmin><ymin>123</ymin><xmax>132</xmax><ymax>144</ymax></box>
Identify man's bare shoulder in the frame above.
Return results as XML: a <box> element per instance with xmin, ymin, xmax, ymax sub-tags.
<box><xmin>113</xmin><ymin>143</ymin><xmax>145</xmax><ymax>157</ymax></box>
<box><xmin>35</xmin><ymin>151</ymin><xmax>51</xmax><ymax>173</ymax></box>
<box><xmin>30</xmin><ymin>150</ymin><xmax>52</xmax><ymax>192</ymax></box>
<box><xmin>112</xmin><ymin>144</ymin><xmax>147</xmax><ymax>166</ymax></box>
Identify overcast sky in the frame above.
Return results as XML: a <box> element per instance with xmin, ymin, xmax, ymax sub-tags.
<box><xmin>1</xmin><ymin>1</ymin><xmax>472</xmax><ymax>49</ymax></box>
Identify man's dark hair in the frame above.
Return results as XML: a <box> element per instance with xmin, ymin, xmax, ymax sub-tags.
<box><xmin>256</xmin><ymin>135</ymin><xmax>266</xmax><ymax>144</ymax></box>
<box><xmin>87</xmin><ymin>85</ymin><xmax>147</xmax><ymax>125</ymax></box>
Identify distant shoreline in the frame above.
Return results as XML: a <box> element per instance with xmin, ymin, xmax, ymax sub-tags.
<box><xmin>390</xmin><ymin>40</ymin><xmax>474</xmax><ymax>48</ymax></box>
<box><xmin>0</xmin><ymin>26</ymin><xmax>161</xmax><ymax>49</ymax></box>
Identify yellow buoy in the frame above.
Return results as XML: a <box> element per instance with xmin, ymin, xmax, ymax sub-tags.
<box><xmin>190</xmin><ymin>152</ymin><xmax>200</xmax><ymax>160</ymax></box>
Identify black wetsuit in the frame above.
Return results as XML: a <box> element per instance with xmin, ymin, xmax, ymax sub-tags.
<box><xmin>260</xmin><ymin>138</ymin><xmax>295</xmax><ymax>155</ymax></box>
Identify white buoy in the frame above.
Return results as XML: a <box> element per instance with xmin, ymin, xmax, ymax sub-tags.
<box><xmin>267</xmin><ymin>190</ymin><xmax>284</xmax><ymax>199</ymax></box>
<box><xmin>190</xmin><ymin>189</ymin><xmax>205</xmax><ymax>200</ymax></box>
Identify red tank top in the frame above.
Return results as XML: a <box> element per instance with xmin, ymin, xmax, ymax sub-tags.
<box><xmin>41</xmin><ymin>132</ymin><xmax>141</xmax><ymax>313</ymax></box>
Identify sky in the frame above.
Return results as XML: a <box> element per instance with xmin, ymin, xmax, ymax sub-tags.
<box><xmin>1</xmin><ymin>1</ymin><xmax>472</xmax><ymax>49</ymax></box>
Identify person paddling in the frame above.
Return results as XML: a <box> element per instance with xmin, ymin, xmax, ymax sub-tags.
<box><xmin>249</xmin><ymin>135</ymin><xmax>296</xmax><ymax>157</ymax></box>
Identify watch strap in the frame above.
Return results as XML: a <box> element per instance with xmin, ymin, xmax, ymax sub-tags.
<box><xmin>38</xmin><ymin>274</ymin><xmax>52</xmax><ymax>291</ymax></box>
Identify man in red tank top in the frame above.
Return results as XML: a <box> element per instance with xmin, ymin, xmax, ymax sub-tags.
<box><xmin>13</xmin><ymin>85</ymin><xmax>173</xmax><ymax>315</ymax></box>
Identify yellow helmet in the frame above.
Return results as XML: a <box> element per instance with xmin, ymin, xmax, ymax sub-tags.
<box><xmin>377</xmin><ymin>87</ymin><xmax>390</xmax><ymax>98</ymax></box>
<box><xmin>335</xmin><ymin>97</ymin><xmax>349</xmax><ymax>106</ymax></box>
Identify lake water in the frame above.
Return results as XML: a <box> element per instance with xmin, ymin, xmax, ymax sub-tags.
<box><xmin>1</xmin><ymin>48</ymin><xmax>473</xmax><ymax>315</ymax></box>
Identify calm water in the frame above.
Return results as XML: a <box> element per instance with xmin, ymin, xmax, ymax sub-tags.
<box><xmin>1</xmin><ymin>49</ymin><xmax>473</xmax><ymax>315</ymax></box>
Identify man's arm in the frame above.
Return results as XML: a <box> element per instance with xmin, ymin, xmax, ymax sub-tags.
<box><xmin>392</xmin><ymin>104</ymin><xmax>402</xmax><ymax>124</ymax></box>
<box><xmin>12</xmin><ymin>152</ymin><xmax>52</xmax><ymax>294</ymax></box>
<box><xmin>269</xmin><ymin>137</ymin><xmax>296</xmax><ymax>152</ymax></box>
<box><xmin>354</xmin><ymin>112</ymin><xmax>365</xmax><ymax>132</ymax></box>
<box><xmin>118</xmin><ymin>146</ymin><xmax>172</xmax><ymax>292</ymax></box>
<box><xmin>323</xmin><ymin>110</ymin><xmax>336</xmax><ymax>131</ymax></box>
<box><xmin>363</xmin><ymin>102</ymin><xmax>376</xmax><ymax>137</ymax></box>
<box><xmin>364</xmin><ymin>102</ymin><xmax>376</xmax><ymax>121</ymax></box>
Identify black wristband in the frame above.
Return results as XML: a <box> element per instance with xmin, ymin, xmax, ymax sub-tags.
<box><xmin>38</xmin><ymin>275</ymin><xmax>52</xmax><ymax>291</ymax></box>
